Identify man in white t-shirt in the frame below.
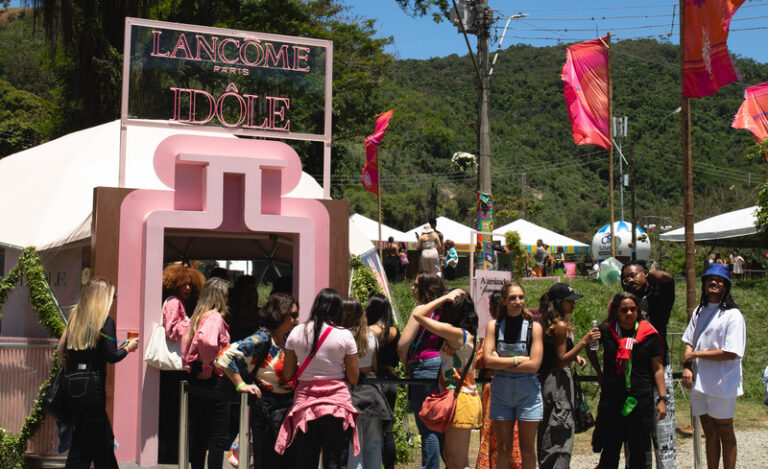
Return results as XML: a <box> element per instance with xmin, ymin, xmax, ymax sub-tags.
<box><xmin>730</xmin><ymin>249</ymin><xmax>745</xmax><ymax>279</ymax></box>
<box><xmin>681</xmin><ymin>263</ymin><xmax>746</xmax><ymax>469</ymax></box>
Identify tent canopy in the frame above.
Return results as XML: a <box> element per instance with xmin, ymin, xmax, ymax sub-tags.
<box><xmin>0</xmin><ymin>120</ymin><xmax>327</xmax><ymax>253</ymax></box>
<box><xmin>659</xmin><ymin>206</ymin><xmax>762</xmax><ymax>247</ymax></box>
<box><xmin>495</xmin><ymin>219</ymin><xmax>590</xmax><ymax>254</ymax></box>
<box><xmin>350</xmin><ymin>213</ymin><xmax>408</xmax><ymax>243</ymax></box>
<box><xmin>403</xmin><ymin>216</ymin><xmax>505</xmax><ymax>245</ymax></box>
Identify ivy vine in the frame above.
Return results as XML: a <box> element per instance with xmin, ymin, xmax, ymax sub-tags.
<box><xmin>349</xmin><ymin>254</ymin><xmax>383</xmax><ymax>302</ymax></box>
<box><xmin>0</xmin><ymin>247</ymin><xmax>66</xmax><ymax>468</ymax></box>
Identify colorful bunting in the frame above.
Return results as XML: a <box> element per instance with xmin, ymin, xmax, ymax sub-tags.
<box><xmin>562</xmin><ymin>37</ymin><xmax>611</xmax><ymax>150</ymax></box>
<box><xmin>732</xmin><ymin>82</ymin><xmax>768</xmax><ymax>145</ymax></box>
<box><xmin>683</xmin><ymin>0</ymin><xmax>745</xmax><ymax>98</ymax></box>
<box><xmin>362</xmin><ymin>110</ymin><xmax>394</xmax><ymax>195</ymax></box>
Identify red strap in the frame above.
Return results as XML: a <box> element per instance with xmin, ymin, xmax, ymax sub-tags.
<box><xmin>292</xmin><ymin>325</ymin><xmax>334</xmax><ymax>387</ymax></box>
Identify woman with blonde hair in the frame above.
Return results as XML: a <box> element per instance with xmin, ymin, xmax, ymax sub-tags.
<box><xmin>56</xmin><ymin>277</ymin><xmax>138</xmax><ymax>469</ymax></box>
<box><xmin>182</xmin><ymin>277</ymin><xmax>232</xmax><ymax>469</ymax></box>
<box><xmin>341</xmin><ymin>299</ymin><xmax>392</xmax><ymax>469</ymax></box>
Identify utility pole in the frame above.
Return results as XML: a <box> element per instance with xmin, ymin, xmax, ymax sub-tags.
<box><xmin>521</xmin><ymin>172</ymin><xmax>527</xmax><ymax>219</ymax></box>
<box><xmin>477</xmin><ymin>0</ymin><xmax>491</xmax><ymax>197</ymax></box>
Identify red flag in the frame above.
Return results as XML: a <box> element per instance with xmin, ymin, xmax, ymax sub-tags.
<box><xmin>683</xmin><ymin>0</ymin><xmax>745</xmax><ymax>98</ymax></box>
<box><xmin>562</xmin><ymin>37</ymin><xmax>610</xmax><ymax>150</ymax></box>
<box><xmin>732</xmin><ymin>82</ymin><xmax>768</xmax><ymax>147</ymax></box>
<box><xmin>362</xmin><ymin>109</ymin><xmax>394</xmax><ymax>195</ymax></box>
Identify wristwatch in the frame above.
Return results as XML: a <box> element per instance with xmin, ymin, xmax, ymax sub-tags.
<box><xmin>656</xmin><ymin>395</ymin><xmax>669</xmax><ymax>405</ymax></box>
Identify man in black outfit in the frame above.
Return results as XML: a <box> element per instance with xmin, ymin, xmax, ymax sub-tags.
<box><xmin>621</xmin><ymin>262</ymin><xmax>675</xmax><ymax>469</ymax></box>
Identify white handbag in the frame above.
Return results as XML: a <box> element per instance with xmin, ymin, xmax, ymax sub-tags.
<box><xmin>144</xmin><ymin>322</ymin><xmax>184</xmax><ymax>370</ymax></box>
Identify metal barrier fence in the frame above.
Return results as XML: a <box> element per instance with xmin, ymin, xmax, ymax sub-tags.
<box><xmin>178</xmin><ymin>381</ymin><xmax>251</xmax><ymax>469</ymax></box>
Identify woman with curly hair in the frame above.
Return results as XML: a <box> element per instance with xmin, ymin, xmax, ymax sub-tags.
<box><xmin>158</xmin><ymin>263</ymin><xmax>205</xmax><ymax>463</ymax></box>
<box><xmin>537</xmin><ymin>283</ymin><xmax>599</xmax><ymax>469</ymax></box>
<box><xmin>161</xmin><ymin>263</ymin><xmax>205</xmax><ymax>342</ymax></box>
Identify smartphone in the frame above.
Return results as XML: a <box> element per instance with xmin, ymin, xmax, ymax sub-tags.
<box><xmin>126</xmin><ymin>331</ymin><xmax>139</xmax><ymax>340</ymax></box>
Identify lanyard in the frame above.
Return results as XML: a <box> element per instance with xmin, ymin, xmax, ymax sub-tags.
<box><xmin>615</xmin><ymin>321</ymin><xmax>638</xmax><ymax>390</ymax></box>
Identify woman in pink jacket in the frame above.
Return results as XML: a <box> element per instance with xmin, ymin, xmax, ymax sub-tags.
<box><xmin>182</xmin><ymin>277</ymin><xmax>231</xmax><ymax>469</ymax></box>
<box><xmin>158</xmin><ymin>263</ymin><xmax>204</xmax><ymax>463</ymax></box>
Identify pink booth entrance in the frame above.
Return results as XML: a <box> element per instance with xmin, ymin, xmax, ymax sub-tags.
<box><xmin>85</xmin><ymin>135</ymin><xmax>349</xmax><ymax>466</ymax></box>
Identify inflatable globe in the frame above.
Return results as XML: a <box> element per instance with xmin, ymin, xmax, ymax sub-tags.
<box><xmin>591</xmin><ymin>221</ymin><xmax>651</xmax><ymax>261</ymax></box>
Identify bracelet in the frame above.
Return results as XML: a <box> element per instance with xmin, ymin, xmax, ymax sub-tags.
<box><xmin>513</xmin><ymin>356</ymin><xmax>519</xmax><ymax>366</ymax></box>
<box><xmin>236</xmin><ymin>382</ymin><xmax>246</xmax><ymax>391</ymax></box>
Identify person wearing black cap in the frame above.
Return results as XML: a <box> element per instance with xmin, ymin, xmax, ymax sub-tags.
<box><xmin>537</xmin><ymin>283</ymin><xmax>600</xmax><ymax>469</ymax></box>
<box><xmin>681</xmin><ymin>264</ymin><xmax>745</xmax><ymax>469</ymax></box>
<box><xmin>620</xmin><ymin>261</ymin><xmax>676</xmax><ymax>469</ymax></box>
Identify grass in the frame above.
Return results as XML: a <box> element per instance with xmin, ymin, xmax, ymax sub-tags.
<box><xmin>389</xmin><ymin>275</ymin><xmax>768</xmax><ymax>464</ymax></box>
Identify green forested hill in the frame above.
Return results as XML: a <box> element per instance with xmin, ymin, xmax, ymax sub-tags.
<box><xmin>336</xmin><ymin>39</ymin><xmax>767</xmax><ymax>243</ymax></box>
<box><xmin>1</xmin><ymin>6</ymin><xmax>765</xmax><ymax>243</ymax></box>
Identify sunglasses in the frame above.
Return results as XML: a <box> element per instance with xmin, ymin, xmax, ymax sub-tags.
<box><xmin>289</xmin><ymin>312</ymin><xmax>299</xmax><ymax>319</ymax></box>
<box><xmin>506</xmin><ymin>295</ymin><xmax>525</xmax><ymax>300</ymax></box>
<box><xmin>619</xmin><ymin>306</ymin><xmax>638</xmax><ymax>313</ymax></box>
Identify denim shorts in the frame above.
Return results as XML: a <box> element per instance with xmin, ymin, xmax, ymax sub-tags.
<box><xmin>488</xmin><ymin>371</ymin><xmax>543</xmax><ymax>422</ymax></box>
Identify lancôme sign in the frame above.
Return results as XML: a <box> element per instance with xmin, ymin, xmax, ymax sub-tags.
<box><xmin>121</xmin><ymin>18</ymin><xmax>332</xmax><ymax>142</ymax></box>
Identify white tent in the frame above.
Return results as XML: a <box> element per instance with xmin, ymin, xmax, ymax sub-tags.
<box><xmin>404</xmin><ymin>216</ymin><xmax>505</xmax><ymax>245</ymax></box>
<box><xmin>659</xmin><ymin>206</ymin><xmax>761</xmax><ymax>247</ymax></box>
<box><xmin>0</xmin><ymin>120</ymin><xmax>327</xmax><ymax>251</ymax></box>
<box><xmin>350</xmin><ymin>213</ymin><xmax>408</xmax><ymax>243</ymax></box>
<box><xmin>495</xmin><ymin>219</ymin><xmax>590</xmax><ymax>254</ymax></box>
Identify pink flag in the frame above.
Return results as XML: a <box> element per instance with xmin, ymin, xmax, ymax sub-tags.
<box><xmin>362</xmin><ymin>109</ymin><xmax>394</xmax><ymax>196</ymax></box>
<box><xmin>562</xmin><ymin>37</ymin><xmax>611</xmax><ymax>150</ymax></box>
<box><xmin>732</xmin><ymin>82</ymin><xmax>768</xmax><ymax>146</ymax></box>
<box><xmin>683</xmin><ymin>0</ymin><xmax>745</xmax><ymax>98</ymax></box>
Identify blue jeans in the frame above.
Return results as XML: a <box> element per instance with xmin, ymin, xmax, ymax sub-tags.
<box><xmin>347</xmin><ymin>416</ymin><xmax>383</xmax><ymax>469</ymax></box>
<box><xmin>408</xmin><ymin>356</ymin><xmax>443</xmax><ymax>469</ymax></box>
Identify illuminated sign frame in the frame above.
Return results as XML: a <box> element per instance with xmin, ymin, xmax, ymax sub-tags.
<box><xmin>119</xmin><ymin>17</ymin><xmax>334</xmax><ymax>196</ymax></box>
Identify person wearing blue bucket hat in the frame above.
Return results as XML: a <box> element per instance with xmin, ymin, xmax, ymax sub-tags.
<box><xmin>681</xmin><ymin>263</ymin><xmax>746</xmax><ymax>469</ymax></box>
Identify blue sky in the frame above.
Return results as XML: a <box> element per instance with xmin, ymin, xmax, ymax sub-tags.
<box><xmin>6</xmin><ymin>0</ymin><xmax>767</xmax><ymax>63</ymax></box>
<box><xmin>343</xmin><ymin>0</ymin><xmax>768</xmax><ymax>64</ymax></box>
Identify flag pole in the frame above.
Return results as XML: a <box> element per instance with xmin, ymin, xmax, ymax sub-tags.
<box><xmin>377</xmin><ymin>177</ymin><xmax>383</xmax><ymax>263</ymax></box>
<box><xmin>601</xmin><ymin>34</ymin><xmax>616</xmax><ymax>258</ymax></box>
<box><xmin>679</xmin><ymin>1</ymin><xmax>703</xmax><ymax>466</ymax></box>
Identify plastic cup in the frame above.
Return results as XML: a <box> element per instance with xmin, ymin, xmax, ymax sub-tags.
<box><xmin>621</xmin><ymin>396</ymin><xmax>638</xmax><ymax>416</ymax></box>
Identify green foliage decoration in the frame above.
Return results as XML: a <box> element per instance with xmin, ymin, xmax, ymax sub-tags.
<box><xmin>0</xmin><ymin>247</ymin><xmax>66</xmax><ymax>468</ymax></box>
<box><xmin>504</xmin><ymin>231</ymin><xmax>528</xmax><ymax>280</ymax></box>
<box><xmin>349</xmin><ymin>254</ymin><xmax>384</xmax><ymax>303</ymax></box>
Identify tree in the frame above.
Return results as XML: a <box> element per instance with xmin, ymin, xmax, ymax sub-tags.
<box><xmin>0</xmin><ymin>80</ymin><xmax>56</xmax><ymax>157</ymax></box>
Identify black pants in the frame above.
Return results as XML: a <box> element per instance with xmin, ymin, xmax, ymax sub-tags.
<box><xmin>64</xmin><ymin>371</ymin><xmax>117</xmax><ymax>469</ymax></box>
<box><xmin>291</xmin><ymin>415</ymin><xmax>352</xmax><ymax>469</ymax></box>
<box><xmin>596</xmin><ymin>398</ymin><xmax>653</xmax><ymax>469</ymax></box>
<box><xmin>158</xmin><ymin>370</ymin><xmax>186</xmax><ymax>463</ymax></box>
<box><xmin>188</xmin><ymin>375</ymin><xmax>231</xmax><ymax>469</ymax></box>
<box><xmin>380</xmin><ymin>383</ymin><xmax>398</xmax><ymax>469</ymax></box>
<box><xmin>251</xmin><ymin>392</ymin><xmax>294</xmax><ymax>468</ymax></box>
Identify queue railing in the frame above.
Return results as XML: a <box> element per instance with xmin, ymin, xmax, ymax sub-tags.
<box><xmin>178</xmin><ymin>380</ymin><xmax>251</xmax><ymax>469</ymax></box>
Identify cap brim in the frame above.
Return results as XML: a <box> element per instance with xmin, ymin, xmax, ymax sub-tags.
<box><xmin>565</xmin><ymin>293</ymin><xmax>583</xmax><ymax>301</ymax></box>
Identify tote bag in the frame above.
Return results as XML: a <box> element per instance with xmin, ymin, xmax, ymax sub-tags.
<box><xmin>144</xmin><ymin>322</ymin><xmax>184</xmax><ymax>370</ymax></box>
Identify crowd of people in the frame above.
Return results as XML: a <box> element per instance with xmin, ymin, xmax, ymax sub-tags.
<box><xmin>53</xmin><ymin>255</ymin><xmax>746</xmax><ymax>469</ymax></box>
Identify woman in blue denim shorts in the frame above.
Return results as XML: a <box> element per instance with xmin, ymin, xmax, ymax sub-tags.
<box><xmin>481</xmin><ymin>282</ymin><xmax>544</xmax><ymax>469</ymax></box>
<box><xmin>398</xmin><ymin>273</ymin><xmax>446</xmax><ymax>469</ymax></box>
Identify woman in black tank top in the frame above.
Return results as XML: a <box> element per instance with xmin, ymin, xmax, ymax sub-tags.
<box><xmin>482</xmin><ymin>282</ymin><xmax>544</xmax><ymax>469</ymax></box>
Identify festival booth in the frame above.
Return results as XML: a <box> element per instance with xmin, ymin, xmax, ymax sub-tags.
<box><xmin>659</xmin><ymin>206</ymin><xmax>761</xmax><ymax>247</ymax></box>
<box><xmin>0</xmin><ymin>19</ymin><xmax>353</xmax><ymax>466</ymax></box>
<box><xmin>350</xmin><ymin>213</ymin><xmax>408</xmax><ymax>243</ymax></box>
<box><xmin>495</xmin><ymin>219</ymin><xmax>590</xmax><ymax>255</ymax></box>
